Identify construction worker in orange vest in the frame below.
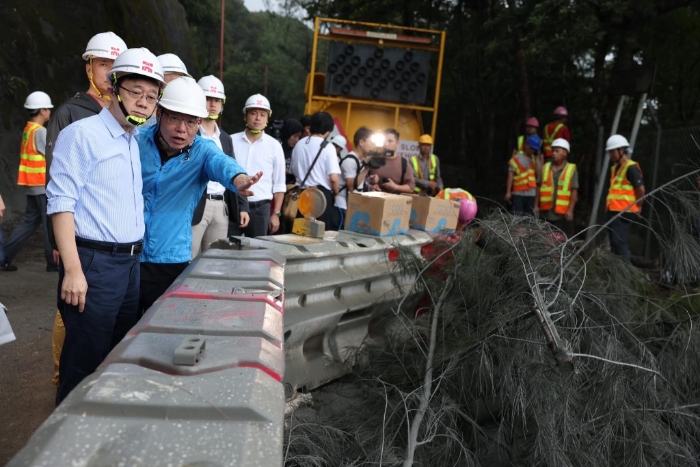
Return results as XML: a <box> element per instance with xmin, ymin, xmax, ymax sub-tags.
<box><xmin>506</xmin><ymin>134</ymin><xmax>540</xmax><ymax>215</ymax></box>
<box><xmin>605</xmin><ymin>134</ymin><xmax>644</xmax><ymax>263</ymax></box>
<box><xmin>411</xmin><ymin>134</ymin><xmax>443</xmax><ymax>196</ymax></box>
<box><xmin>516</xmin><ymin>116</ymin><xmax>539</xmax><ymax>154</ymax></box>
<box><xmin>535</xmin><ymin>138</ymin><xmax>578</xmax><ymax>237</ymax></box>
<box><xmin>1</xmin><ymin>92</ymin><xmax>54</xmax><ymax>272</ymax></box>
<box><xmin>542</xmin><ymin>106</ymin><xmax>570</xmax><ymax>161</ymax></box>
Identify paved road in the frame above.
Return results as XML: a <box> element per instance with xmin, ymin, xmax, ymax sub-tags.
<box><xmin>0</xmin><ymin>229</ymin><xmax>57</xmax><ymax>465</ymax></box>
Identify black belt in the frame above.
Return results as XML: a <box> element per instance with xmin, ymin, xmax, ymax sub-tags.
<box><xmin>206</xmin><ymin>194</ymin><xmax>224</xmax><ymax>200</ymax></box>
<box><xmin>75</xmin><ymin>237</ymin><xmax>143</xmax><ymax>255</ymax></box>
<box><xmin>249</xmin><ymin>199</ymin><xmax>271</xmax><ymax>208</ymax></box>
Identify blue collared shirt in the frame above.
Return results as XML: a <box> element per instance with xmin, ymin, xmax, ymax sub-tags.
<box><xmin>47</xmin><ymin>108</ymin><xmax>145</xmax><ymax>243</ymax></box>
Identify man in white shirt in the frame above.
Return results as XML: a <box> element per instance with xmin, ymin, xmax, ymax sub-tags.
<box><xmin>334</xmin><ymin>126</ymin><xmax>372</xmax><ymax>216</ymax></box>
<box><xmin>230</xmin><ymin>94</ymin><xmax>286</xmax><ymax>237</ymax></box>
<box><xmin>290</xmin><ymin>112</ymin><xmax>341</xmax><ymax>229</ymax></box>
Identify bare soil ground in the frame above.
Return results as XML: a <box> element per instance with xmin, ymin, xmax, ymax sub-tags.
<box><xmin>0</xmin><ymin>227</ymin><xmax>57</xmax><ymax>465</ymax></box>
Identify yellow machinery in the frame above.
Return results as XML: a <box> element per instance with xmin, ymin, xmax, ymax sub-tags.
<box><xmin>305</xmin><ymin>18</ymin><xmax>446</xmax><ymax>154</ymax></box>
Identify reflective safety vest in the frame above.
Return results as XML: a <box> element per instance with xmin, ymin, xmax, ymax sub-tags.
<box><xmin>437</xmin><ymin>187</ymin><xmax>474</xmax><ymax>202</ymax></box>
<box><xmin>18</xmin><ymin>121</ymin><xmax>46</xmax><ymax>186</ymax></box>
<box><xmin>539</xmin><ymin>161</ymin><xmax>576</xmax><ymax>214</ymax></box>
<box><xmin>517</xmin><ymin>135</ymin><xmax>524</xmax><ymax>153</ymax></box>
<box><xmin>508</xmin><ymin>153</ymin><xmax>537</xmax><ymax>192</ymax></box>
<box><xmin>411</xmin><ymin>154</ymin><xmax>437</xmax><ymax>193</ymax></box>
<box><xmin>543</xmin><ymin>123</ymin><xmax>564</xmax><ymax>157</ymax></box>
<box><xmin>606</xmin><ymin>159</ymin><xmax>641</xmax><ymax>213</ymax></box>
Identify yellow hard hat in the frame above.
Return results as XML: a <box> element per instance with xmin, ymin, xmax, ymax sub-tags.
<box><xmin>418</xmin><ymin>134</ymin><xmax>433</xmax><ymax>145</ymax></box>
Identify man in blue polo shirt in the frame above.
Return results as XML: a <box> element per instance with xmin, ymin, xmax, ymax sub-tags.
<box><xmin>47</xmin><ymin>48</ymin><xmax>166</xmax><ymax>403</ymax></box>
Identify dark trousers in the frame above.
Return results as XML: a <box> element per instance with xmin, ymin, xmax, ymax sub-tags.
<box><xmin>57</xmin><ymin>247</ymin><xmax>140</xmax><ymax>404</ymax></box>
<box><xmin>4</xmin><ymin>194</ymin><xmax>55</xmax><ymax>267</ymax></box>
<box><xmin>512</xmin><ymin>195</ymin><xmax>536</xmax><ymax>216</ymax></box>
<box><xmin>607</xmin><ymin>212</ymin><xmax>633</xmax><ymax>263</ymax></box>
<box><xmin>138</xmin><ymin>262</ymin><xmax>189</xmax><ymax>318</ymax></box>
<box><xmin>229</xmin><ymin>201</ymin><xmax>270</xmax><ymax>238</ymax></box>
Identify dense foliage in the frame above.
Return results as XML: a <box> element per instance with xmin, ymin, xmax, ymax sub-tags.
<box><xmin>285</xmin><ymin>213</ymin><xmax>700</xmax><ymax>466</ymax></box>
<box><xmin>183</xmin><ymin>0</ymin><xmax>700</xmax><ymax>196</ymax></box>
<box><xmin>179</xmin><ymin>0</ymin><xmax>312</xmax><ymax>134</ymax></box>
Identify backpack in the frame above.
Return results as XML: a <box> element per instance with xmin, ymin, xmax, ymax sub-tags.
<box><xmin>339</xmin><ymin>152</ymin><xmax>363</xmax><ymax>192</ymax></box>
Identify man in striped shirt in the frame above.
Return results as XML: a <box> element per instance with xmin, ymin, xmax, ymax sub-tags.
<box><xmin>47</xmin><ymin>48</ymin><xmax>166</xmax><ymax>404</ymax></box>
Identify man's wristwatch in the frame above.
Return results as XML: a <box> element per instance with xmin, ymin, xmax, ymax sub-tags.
<box><xmin>273</xmin><ymin>211</ymin><xmax>282</xmax><ymax>217</ymax></box>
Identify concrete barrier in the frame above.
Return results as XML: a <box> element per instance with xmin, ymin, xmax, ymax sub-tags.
<box><xmin>10</xmin><ymin>230</ymin><xmax>433</xmax><ymax>466</ymax></box>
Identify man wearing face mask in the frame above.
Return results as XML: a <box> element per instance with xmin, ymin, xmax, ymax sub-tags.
<box><xmin>47</xmin><ymin>48</ymin><xmax>166</xmax><ymax>404</ymax></box>
<box><xmin>230</xmin><ymin>94</ymin><xmax>286</xmax><ymax>237</ymax></box>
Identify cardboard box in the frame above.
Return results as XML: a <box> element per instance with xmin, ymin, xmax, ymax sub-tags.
<box><xmin>407</xmin><ymin>195</ymin><xmax>460</xmax><ymax>233</ymax></box>
<box><xmin>345</xmin><ymin>192</ymin><xmax>412</xmax><ymax>236</ymax></box>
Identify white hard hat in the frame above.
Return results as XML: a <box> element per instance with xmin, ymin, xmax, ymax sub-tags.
<box><xmin>24</xmin><ymin>91</ymin><xmax>53</xmax><ymax>110</ymax></box>
<box><xmin>157</xmin><ymin>53</ymin><xmax>190</xmax><ymax>77</ymax></box>
<box><xmin>606</xmin><ymin>134</ymin><xmax>630</xmax><ymax>151</ymax></box>
<box><xmin>82</xmin><ymin>32</ymin><xmax>127</xmax><ymax>61</ymax></box>
<box><xmin>198</xmin><ymin>75</ymin><xmax>226</xmax><ymax>100</ymax></box>
<box><xmin>330</xmin><ymin>134</ymin><xmax>347</xmax><ymax>149</ymax></box>
<box><xmin>243</xmin><ymin>94</ymin><xmax>272</xmax><ymax>116</ymax></box>
<box><xmin>551</xmin><ymin>138</ymin><xmax>570</xmax><ymax>153</ymax></box>
<box><xmin>158</xmin><ymin>76</ymin><xmax>208</xmax><ymax>118</ymax></box>
<box><xmin>109</xmin><ymin>48</ymin><xmax>165</xmax><ymax>85</ymax></box>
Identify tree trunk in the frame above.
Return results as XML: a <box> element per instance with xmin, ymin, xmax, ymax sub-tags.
<box><xmin>505</xmin><ymin>0</ymin><xmax>530</xmax><ymax>120</ymax></box>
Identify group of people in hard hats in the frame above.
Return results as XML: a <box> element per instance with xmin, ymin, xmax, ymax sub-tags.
<box><xmin>0</xmin><ymin>31</ymin><xmax>288</xmax><ymax>404</ymax></box>
<box><xmin>506</xmin><ymin>106</ymin><xmax>645</xmax><ymax>262</ymax></box>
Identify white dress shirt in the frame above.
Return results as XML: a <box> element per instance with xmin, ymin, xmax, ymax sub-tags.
<box><xmin>290</xmin><ymin>135</ymin><xmax>341</xmax><ymax>191</ymax></box>
<box><xmin>199</xmin><ymin>124</ymin><xmax>226</xmax><ymax>196</ymax></box>
<box><xmin>230</xmin><ymin>131</ymin><xmax>285</xmax><ymax>202</ymax></box>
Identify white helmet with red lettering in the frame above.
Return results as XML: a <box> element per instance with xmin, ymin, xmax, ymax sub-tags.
<box><xmin>82</xmin><ymin>32</ymin><xmax>127</xmax><ymax>61</ymax></box>
<box><xmin>109</xmin><ymin>48</ymin><xmax>166</xmax><ymax>126</ymax></box>
<box><xmin>109</xmin><ymin>48</ymin><xmax>165</xmax><ymax>85</ymax></box>
<box><xmin>243</xmin><ymin>94</ymin><xmax>272</xmax><ymax>117</ymax></box>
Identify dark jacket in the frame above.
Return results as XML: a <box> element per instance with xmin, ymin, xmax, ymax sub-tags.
<box><xmin>46</xmin><ymin>92</ymin><xmax>104</xmax><ymax>183</ymax></box>
<box><xmin>192</xmin><ymin>127</ymin><xmax>249</xmax><ymax>226</ymax></box>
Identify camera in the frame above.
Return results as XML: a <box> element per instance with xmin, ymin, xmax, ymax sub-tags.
<box><xmin>368</xmin><ymin>149</ymin><xmax>394</xmax><ymax>169</ymax></box>
<box><xmin>367</xmin><ymin>132</ymin><xmax>394</xmax><ymax>168</ymax></box>
<box><xmin>268</xmin><ymin>119</ymin><xmax>285</xmax><ymax>144</ymax></box>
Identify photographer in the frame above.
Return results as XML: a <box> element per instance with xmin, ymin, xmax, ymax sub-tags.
<box><xmin>368</xmin><ymin>128</ymin><xmax>415</xmax><ymax>194</ymax></box>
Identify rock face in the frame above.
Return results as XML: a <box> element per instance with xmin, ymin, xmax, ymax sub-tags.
<box><xmin>0</xmin><ymin>0</ymin><xmax>200</xmax><ymax>216</ymax></box>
